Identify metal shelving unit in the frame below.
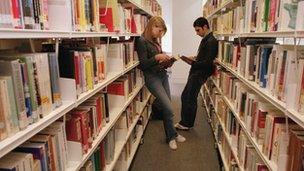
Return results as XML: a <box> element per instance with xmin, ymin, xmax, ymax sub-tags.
<box><xmin>211</xmin><ymin>79</ymin><xmax>278</xmax><ymax>171</ymax></box>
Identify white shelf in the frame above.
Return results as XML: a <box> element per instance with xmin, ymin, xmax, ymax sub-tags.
<box><xmin>67</xmin><ymin>84</ymin><xmax>144</xmax><ymax>171</ymax></box>
<box><xmin>0</xmin><ymin>100</ymin><xmax>75</xmax><ymax>158</ymax></box>
<box><xmin>202</xmin><ymin>88</ymin><xmax>243</xmax><ymax>171</ymax></box>
<box><xmin>0</xmin><ymin>29</ymin><xmax>141</xmax><ymax>39</ymax></box>
<box><xmin>217</xmin><ymin>61</ymin><xmax>304</xmax><ymax>129</ymax></box>
<box><xmin>0</xmin><ymin>62</ymin><xmax>140</xmax><ymax>159</ymax></box>
<box><xmin>76</xmin><ymin>61</ymin><xmax>139</xmax><ymax>106</ymax></box>
<box><xmin>201</xmin><ymin>91</ymin><xmax>217</xmax><ymax>140</ymax></box>
<box><xmin>105</xmin><ymin>93</ymin><xmax>152</xmax><ymax>171</ymax></box>
<box><xmin>204</xmin><ymin>84</ymin><xmax>216</xmax><ymax>108</ymax></box>
<box><xmin>218</xmin><ymin>146</ymin><xmax>229</xmax><ymax>171</ymax></box>
<box><xmin>206</xmin><ymin>0</ymin><xmax>239</xmax><ymax>20</ymax></box>
<box><xmin>211</xmin><ymin>79</ymin><xmax>278</xmax><ymax>171</ymax></box>
<box><xmin>126</xmin><ymin>0</ymin><xmax>154</xmax><ymax>16</ymax></box>
<box><xmin>214</xmin><ymin>31</ymin><xmax>304</xmax><ymax>38</ymax></box>
<box><xmin>104</xmin><ymin>140</ymin><xmax>126</xmax><ymax>171</ymax></box>
<box><xmin>0</xmin><ymin>28</ymin><xmax>70</xmax><ymax>39</ymax></box>
<box><xmin>126</xmin><ymin>111</ymin><xmax>151</xmax><ymax>170</ymax></box>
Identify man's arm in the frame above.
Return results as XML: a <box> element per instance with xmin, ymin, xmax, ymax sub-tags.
<box><xmin>180</xmin><ymin>56</ymin><xmax>195</xmax><ymax>65</ymax></box>
<box><xmin>191</xmin><ymin>40</ymin><xmax>218</xmax><ymax>69</ymax></box>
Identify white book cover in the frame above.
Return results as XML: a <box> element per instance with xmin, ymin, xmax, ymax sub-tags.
<box><xmin>0</xmin><ymin>59</ymin><xmax>27</xmax><ymax>129</ymax></box>
<box><xmin>296</xmin><ymin>1</ymin><xmax>304</xmax><ymax>30</ymax></box>
<box><xmin>31</xmin><ymin>53</ymin><xmax>53</xmax><ymax>117</ymax></box>
<box><xmin>48</xmin><ymin>0</ymin><xmax>73</xmax><ymax>31</ymax></box>
<box><xmin>278</xmin><ymin>0</ymin><xmax>298</xmax><ymax>31</ymax></box>
<box><xmin>107</xmin><ymin>43</ymin><xmax>124</xmax><ymax>72</ymax></box>
<box><xmin>283</xmin><ymin>48</ymin><xmax>298</xmax><ymax>109</ymax></box>
<box><xmin>0</xmin><ymin>77</ymin><xmax>19</xmax><ymax>135</ymax></box>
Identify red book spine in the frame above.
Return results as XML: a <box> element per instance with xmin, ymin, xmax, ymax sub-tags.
<box><xmin>66</xmin><ymin>114</ymin><xmax>82</xmax><ymax>143</ymax></box>
<box><xmin>74</xmin><ymin>51</ymin><xmax>80</xmax><ymax>92</ymax></box>
<box><xmin>107</xmin><ymin>82</ymin><xmax>124</xmax><ymax>95</ymax></box>
<box><xmin>11</xmin><ymin>0</ymin><xmax>22</xmax><ymax>28</ymax></box>
<box><xmin>73</xmin><ymin>110</ymin><xmax>91</xmax><ymax>153</ymax></box>
<box><xmin>99</xmin><ymin>8</ymin><xmax>114</xmax><ymax>32</ymax></box>
<box><xmin>96</xmin><ymin>97</ymin><xmax>102</xmax><ymax>131</ymax></box>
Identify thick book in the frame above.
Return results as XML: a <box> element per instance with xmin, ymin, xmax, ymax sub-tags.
<box><xmin>0</xmin><ymin>76</ymin><xmax>20</xmax><ymax>136</ymax></box>
<box><xmin>0</xmin><ymin>54</ymin><xmax>39</xmax><ymax>123</ymax></box>
<box><xmin>0</xmin><ymin>59</ymin><xmax>28</xmax><ymax>129</ymax></box>
<box><xmin>29</xmin><ymin>134</ymin><xmax>57</xmax><ymax>171</ymax></box>
<box><xmin>48</xmin><ymin>53</ymin><xmax>62</xmax><ymax>109</ymax></box>
<box><xmin>15</xmin><ymin>142</ymin><xmax>48</xmax><ymax>171</ymax></box>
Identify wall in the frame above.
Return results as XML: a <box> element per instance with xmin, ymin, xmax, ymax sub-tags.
<box><xmin>158</xmin><ymin>0</ymin><xmax>172</xmax><ymax>53</ymax></box>
<box><xmin>171</xmin><ymin>0</ymin><xmax>204</xmax><ymax>84</ymax></box>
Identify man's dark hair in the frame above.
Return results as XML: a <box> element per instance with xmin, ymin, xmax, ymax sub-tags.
<box><xmin>193</xmin><ymin>17</ymin><xmax>209</xmax><ymax>29</ymax></box>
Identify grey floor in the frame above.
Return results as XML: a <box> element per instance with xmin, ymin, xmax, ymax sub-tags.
<box><xmin>130</xmin><ymin>82</ymin><xmax>221</xmax><ymax>171</ymax></box>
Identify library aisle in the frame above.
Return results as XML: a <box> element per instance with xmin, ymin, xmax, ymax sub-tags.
<box><xmin>130</xmin><ymin>82</ymin><xmax>220</xmax><ymax>171</ymax></box>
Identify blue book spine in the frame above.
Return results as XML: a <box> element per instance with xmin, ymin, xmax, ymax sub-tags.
<box><xmin>20</xmin><ymin>63</ymin><xmax>33</xmax><ymax>124</ymax></box>
<box><xmin>259</xmin><ymin>47</ymin><xmax>272</xmax><ymax>88</ymax></box>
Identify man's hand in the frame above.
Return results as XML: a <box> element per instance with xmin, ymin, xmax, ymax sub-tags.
<box><xmin>180</xmin><ymin>56</ymin><xmax>195</xmax><ymax>65</ymax></box>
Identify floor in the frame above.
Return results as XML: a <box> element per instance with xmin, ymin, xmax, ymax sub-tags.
<box><xmin>129</xmin><ymin>82</ymin><xmax>221</xmax><ymax>171</ymax></box>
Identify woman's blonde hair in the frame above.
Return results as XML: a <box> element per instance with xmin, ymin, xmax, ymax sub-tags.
<box><xmin>143</xmin><ymin>16</ymin><xmax>167</xmax><ymax>43</ymax></box>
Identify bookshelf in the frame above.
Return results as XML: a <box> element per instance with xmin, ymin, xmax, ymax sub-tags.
<box><xmin>126</xmin><ymin>107</ymin><xmax>151</xmax><ymax>170</ymax></box>
<box><xmin>218</xmin><ymin>146</ymin><xmax>230</xmax><ymax>171</ymax></box>
<box><xmin>0</xmin><ymin>29</ymin><xmax>141</xmax><ymax>39</ymax></box>
<box><xmin>0</xmin><ymin>100</ymin><xmax>74</xmax><ymax>158</ymax></box>
<box><xmin>210</xmin><ymin>78</ymin><xmax>278</xmax><ymax>171</ymax></box>
<box><xmin>67</xmin><ymin>84</ymin><xmax>144</xmax><ymax>171</ymax></box>
<box><xmin>75</xmin><ymin>62</ymin><xmax>139</xmax><ymax>106</ymax></box>
<box><xmin>215</xmin><ymin>31</ymin><xmax>304</xmax><ymax>38</ymax></box>
<box><xmin>0</xmin><ymin>0</ymin><xmax>161</xmax><ymax>170</ymax></box>
<box><xmin>0</xmin><ymin>61</ymin><xmax>139</xmax><ymax>159</ymax></box>
<box><xmin>201</xmin><ymin>85</ymin><xmax>244</xmax><ymax>171</ymax></box>
<box><xmin>104</xmin><ymin>93</ymin><xmax>152</xmax><ymax>171</ymax></box>
<box><xmin>203</xmin><ymin>1</ymin><xmax>304</xmax><ymax>170</ymax></box>
<box><xmin>204</xmin><ymin>0</ymin><xmax>239</xmax><ymax>20</ymax></box>
<box><xmin>216</xmin><ymin>60</ymin><xmax>304</xmax><ymax>131</ymax></box>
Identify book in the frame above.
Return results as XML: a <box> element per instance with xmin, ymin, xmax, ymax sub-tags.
<box><xmin>0</xmin><ymin>59</ymin><xmax>28</xmax><ymax>129</ymax></box>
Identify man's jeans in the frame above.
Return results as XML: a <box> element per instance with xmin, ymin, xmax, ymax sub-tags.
<box><xmin>144</xmin><ymin>71</ymin><xmax>177</xmax><ymax>142</ymax></box>
<box><xmin>179</xmin><ymin>72</ymin><xmax>208</xmax><ymax>127</ymax></box>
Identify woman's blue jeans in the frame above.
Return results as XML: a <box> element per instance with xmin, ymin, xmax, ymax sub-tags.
<box><xmin>144</xmin><ymin>71</ymin><xmax>178</xmax><ymax>142</ymax></box>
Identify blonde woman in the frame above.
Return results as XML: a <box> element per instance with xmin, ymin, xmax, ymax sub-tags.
<box><xmin>135</xmin><ymin>16</ymin><xmax>185</xmax><ymax>150</ymax></box>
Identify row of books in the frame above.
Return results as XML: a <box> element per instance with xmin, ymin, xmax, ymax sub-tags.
<box><xmin>66</xmin><ymin>68</ymin><xmax>143</xmax><ymax>161</ymax></box>
<box><xmin>203</xmin><ymin>0</ymin><xmax>232</xmax><ymax>17</ymax></box>
<box><xmin>114</xmin><ymin>103</ymin><xmax>152</xmax><ymax>171</ymax></box>
<box><xmin>0</xmin><ymin>52</ymin><xmax>62</xmax><ymax>141</ymax></box>
<box><xmin>0</xmin><ymin>0</ymin><xmax>156</xmax><ymax>33</ymax></box>
<box><xmin>0</xmin><ymin>38</ymin><xmax>138</xmax><ymax>142</ymax></box>
<box><xmin>218</xmin><ymin>39</ymin><xmax>304</xmax><ymax>113</ymax></box>
<box><xmin>58</xmin><ymin>39</ymin><xmax>136</xmax><ymax>98</ymax></box>
<box><xmin>79</xmin><ymin>89</ymin><xmax>152</xmax><ymax>171</ymax></box>
<box><xmin>202</xmin><ymin>84</ymin><xmax>268</xmax><ymax>171</ymax></box>
<box><xmin>0</xmin><ymin>67</ymin><xmax>148</xmax><ymax>171</ymax></box>
<box><xmin>212</xmin><ymin>69</ymin><xmax>304</xmax><ymax>171</ymax></box>
<box><xmin>210</xmin><ymin>0</ymin><xmax>304</xmax><ymax>34</ymax></box>
<box><xmin>0</xmin><ymin>121</ymin><xmax>68</xmax><ymax>171</ymax></box>
<box><xmin>132</xmin><ymin>0</ymin><xmax>162</xmax><ymax>15</ymax></box>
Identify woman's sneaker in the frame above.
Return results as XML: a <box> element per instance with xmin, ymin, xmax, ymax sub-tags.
<box><xmin>169</xmin><ymin>139</ymin><xmax>177</xmax><ymax>150</ymax></box>
<box><xmin>176</xmin><ymin>134</ymin><xmax>186</xmax><ymax>142</ymax></box>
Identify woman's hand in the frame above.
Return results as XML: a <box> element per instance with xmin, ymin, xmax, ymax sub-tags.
<box><xmin>155</xmin><ymin>54</ymin><xmax>171</xmax><ymax>63</ymax></box>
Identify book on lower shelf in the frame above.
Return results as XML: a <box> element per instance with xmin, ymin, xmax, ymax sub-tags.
<box><xmin>218</xmin><ymin>39</ymin><xmax>304</xmax><ymax>114</ymax></box>
<box><xmin>209</xmin><ymin>68</ymin><xmax>304</xmax><ymax>171</ymax></box>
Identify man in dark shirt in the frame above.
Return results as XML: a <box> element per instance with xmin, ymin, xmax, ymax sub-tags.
<box><xmin>175</xmin><ymin>17</ymin><xmax>218</xmax><ymax>130</ymax></box>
